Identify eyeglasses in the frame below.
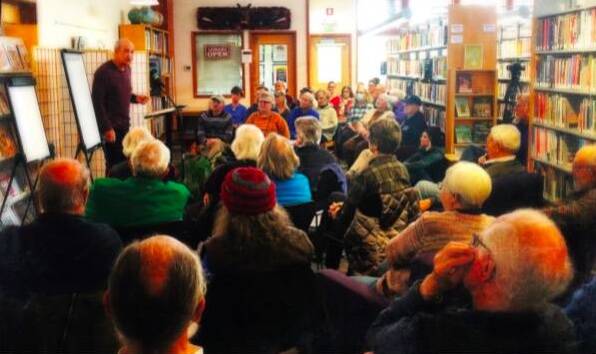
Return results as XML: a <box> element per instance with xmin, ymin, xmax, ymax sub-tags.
<box><xmin>259</xmin><ymin>100</ymin><xmax>272</xmax><ymax>105</ymax></box>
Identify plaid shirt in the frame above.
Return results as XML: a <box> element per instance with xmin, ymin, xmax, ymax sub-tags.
<box><xmin>348</xmin><ymin>103</ymin><xmax>374</xmax><ymax>124</ymax></box>
<box><xmin>340</xmin><ymin>154</ymin><xmax>410</xmax><ymax>226</ymax></box>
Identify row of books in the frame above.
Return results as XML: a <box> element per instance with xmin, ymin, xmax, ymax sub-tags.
<box><xmin>536</xmin><ymin>54</ymin><xmax>596</xmax><ymax>91</ymax></box>
<box><xmin>497</xmin><ymin>62</ymin><xmax>531</xmax><ymax>81</ymax></box>
<box><xmin>455</xmin><ymin>122</ymin><xmax>491</xmax><ymax>144</ymax></box>
<box><xmin>387</xmin><ymin>56</ymin><xmax>447</xmax><ymax>80</ymax></box>
<box><xmin>0</xmin><ymin>38</ymin><xmax>29</xmax><ymax>72</ymax></box>
<box><xmin>541</xmin><ymin>166</ymin><xmax>574</xmax><ymax>201</ymax></box>
<box><xmin>536</xmin><ymin>8</ymin><xmax>596</xmax><ymax>51</ymax></box>
<box><xmin>386</xmin><ymin>25</ymin><xmax>447</xmax><ymax>53</ymax></box>
<box><xmin>498</xmin><ymin>38</ymin><xmax>531</xmax><ymax>58</ymax></box>
<box><xmin>415</xmin><ymin>82</ymin><xmax>446</xmax><ymax>104</ymax></box>
<box><xmin>533</xmin><ymin>126</ymin><xmax>588</xmax><ymax>170</ymax></box>
<box><xmin>386</xmin><ymin>78</ymin><xmax>409</xmax><ymax>94</ymax></box>
<box><xmin>423</xmin><ymin>106</ymin><xmax>445</xmax><ymax>131</ymax></box>
<box><xmin>144</xmin><ymin>29</ymin><xmax>169</xmax><ymax>55</ymax></box>
<box><xmin>498</xmin><ymin>82</ymin><xmax>530</xmax><ymax>100</ymax></box>
<box><xmin>534</xmin><ymin>92</ymin><xmax>596</xmax><ymax>134</ymax></box>
<box><xmin>498</xmin><ymin>24</ymin><xmax>532</xmax><ymax>41</ymax></box>
<box><xmin>149</xmin><ymin>55</ymin><xmax>171</xmax><ymax>76</ymax></box>
<box><xmin>455</xmin><ymin>96</ymin><xmax>493</xmax><ymax>118</ymax></box>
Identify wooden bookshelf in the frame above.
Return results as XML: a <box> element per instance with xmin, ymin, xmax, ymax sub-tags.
<box><xmin>529</xmin><ymin>0</ymin><xmax>596</xmax><ymax>202</ymax></box>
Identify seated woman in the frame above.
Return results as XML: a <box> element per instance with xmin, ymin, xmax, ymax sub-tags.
<box><xmin>198</xmin><ymin>167</ymin><xmax>315</xmax><ymax>353</ymax></box>
<box><xmin>404</xmin><ymin>129</ymin><xmax>446</xmax><ymax>185</ymax></box>
<box><xmin>274</xmin><ymin>91</ymin><xmax>291</xmax><ymax>121</ymax></box>
<box><xmin>378</xmin><ymin>161</ymin><xmax>495</xmax><ymax>297</ymax></box>
<box><xmin>258</xmin><ymin>133</ymin><xmax>312</xmax><ymax>207</ymax></box>
<box><xmin>108</xmin><ymin>127</ymin><xmax>153</xmax><ymax>180</ymax></box>
<box><xmin>86</xmin><ymin>140</ymin><xmax>191</xmax><ymax>228</ymax></box>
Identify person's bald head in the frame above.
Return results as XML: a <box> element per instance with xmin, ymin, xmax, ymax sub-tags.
<box><xmin>107</xmin><ymin>235</ymin><xmax>206</xmax><ymax>351</ymax></box>
<box><xmin>38</xmin><ymin>158</ymin><xmax>90</xmax><ymax>215</ymax></box>
<box><xmin>573</xmin><ymin>144</ymin><xmax>596</xmax><ymax>191</ymax></box>
<box><xmin>113</xmin><ymin>38</ymin><xmax>134</xmax><ymax>68</ymax></box>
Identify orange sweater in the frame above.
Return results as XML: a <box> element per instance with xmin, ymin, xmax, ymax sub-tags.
<box><xmin>245</xmin><ymin>112</ymin><xmax>290</xmax><ymax>138</ymax></box>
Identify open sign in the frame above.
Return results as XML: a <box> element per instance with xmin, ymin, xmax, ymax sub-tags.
<box><xmin>204</xmin><ymin>44</ymin><xmax>231</xmax><ymax>59</ymax></box>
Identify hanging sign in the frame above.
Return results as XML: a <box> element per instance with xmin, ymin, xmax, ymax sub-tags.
<box><xmin>204</xmin><ymin>44</ymin><xmax>231</xmax><ymax>60</ymax></box>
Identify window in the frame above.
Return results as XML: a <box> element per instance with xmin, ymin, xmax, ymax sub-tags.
<box><xmin>193</xmin><ymin>32</ymin><xmax>243</xmax><ymax>97</ymax></box>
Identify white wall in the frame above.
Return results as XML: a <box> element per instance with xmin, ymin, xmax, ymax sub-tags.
<box><xmin>309</xmin><ymin>0</ymin><xmax>357</xmax><ymax>87</ymax></box>
<box><xmin>173</xmin><ymin>0</ymin><xmax>307</xmax><ymax>110</ymax></box>
<box><xmin>37</xmin><ymin>0</ymin><xmax>131</xmax><ymax>49</ymax></box>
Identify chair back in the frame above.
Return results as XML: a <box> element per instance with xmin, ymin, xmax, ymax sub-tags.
<box><xmin>114</xmin><ymin>220</ymin><xmax>197</xmax><ymax>248</ymax></box>
<box><xmin>285</xmin><ymin>202</ymin><xmax>317</xmax><ymax>233</ymax></box>
<box><xmin>482</xmin><ymin>172</ymin><xmax>544</xmax><ymax>216</ymax></box>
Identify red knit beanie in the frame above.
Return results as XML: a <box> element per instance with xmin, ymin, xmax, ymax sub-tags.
<box><xmin>220</xmin><ymin>167</ymin><xmax>276</xmax><ymax>215</ymax></box>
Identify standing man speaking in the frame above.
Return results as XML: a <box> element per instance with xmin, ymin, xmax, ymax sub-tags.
<box><xmin>92</xmin><ymin>39</ymin><xmax>149</xmax><ymax>172</ymax></box>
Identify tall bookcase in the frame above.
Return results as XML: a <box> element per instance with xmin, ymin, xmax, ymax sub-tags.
<box><xmin>385</xmin><ymin>5</ymin><xmax>497</xmax><ymax>155</ymax></box>
<box><xmin>529</xmin><ymin>0</ymin><xmax>596</xmax><ymax>203</ymax></box>
<box><xmin>119</xmin><ymin>24</ymin><xmax>174</xmax><ymax>111</ymax></box>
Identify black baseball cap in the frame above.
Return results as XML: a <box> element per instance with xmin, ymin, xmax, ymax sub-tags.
<box><xmin>404</xmin><ymin>95</ymin><xmax>422</xmax><ymax>105</ymax></box>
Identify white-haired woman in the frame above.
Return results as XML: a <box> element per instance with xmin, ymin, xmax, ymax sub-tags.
<box><xmin>108</xmin><ymin>127</ymin><xmax>153</xmax><ymax>179</ymax></box>
<box><xmin>376</xmin><ymin>162</ymin><xmax>496</xmax><ymax>297</ymax></box>
<box><xmin>86</xmin><ymin>140</ymin><xmax>191</xmax><ymax>228</ymax></box>
<box><xmin>287</xmin><ymin>91</ymin><xmax>320</xmax><ymax>139</ymax></box>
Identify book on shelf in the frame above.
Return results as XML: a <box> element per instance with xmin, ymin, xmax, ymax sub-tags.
<box><xmin>472</xmin><ymin>121</ymin><xmax>491</xmax><ymax>144</ymax></box>
<box><xmin>498</xmin><ymin>62</ymin><xmax>531</xmax><ymax>81</ymax></box>
<box><xmin>457</xmin><ymin>73</ymin><xmax>473</xmax><ymax>93</ymax></box>
<box><xmin>534</xmin><ymin>92</ymin><xmax>596</xmax><ymax>134</ymax></box>
<box><xmin>386</xmin><ymin>24</ymin><xmax>447</xmax><ymax>52</ymax></box>
<box><xmin>0</xmin><ymin>124</ymin><xmax>17</xmax><ymax>161</ymax></box>
<box><xmin>423</xmin><ymin>106</ymin><xmax>446</xmax><ymax>131</ymax></box>
<box><xmin>472</xmin><ymin>97</ymin><xmax>492</xmax><ymax>117</ymax></box>
<box><xmin>0</xmin><ymin>91</ymin><xmax>9</xmax><ymax>115</ymax></box>
<box><xmin>536</xmin><ymin>8</ymin><xmax>596</xmax><ymax>51</ymax></box>
<box><xmin>533</xmin><ymin>126</ymin><xmax>590</xmax><ymax>170</ymax></box>
<box><xmin>536</xmin><ymin>54</ymin><xmax>595</xmax><ymax>91</ymax></box>
<box><xmin>540</xmin><ymin>166</ymin><xmax>574</xmax><ymax>201</ymax></box>
<box><xmin>498</xmin><ymin>38</ymin><xmax>531</xmax><ymax>58</ymax></box>
<box><xmin>455</xmin><ymin>97</ymin><xmax>471</xmax><ymax>117</ymax></box>
<box><xmin>3</xmin><ymin>42</ymin><xmax>22</xmax><ymax>70</ymax></box>
<box><xmin>498</xmin><ymin>82</ymin><xmax>530</xmax><ymax>100</ymax></box>
<box><xmin>455</xmin><ymin>125</ymin><xmax>472</xmax><ymax>144</ymax></box>
<box><xmin>416</xmin><ymin>82</ymin><xmax>446</xmax><ymax>104</ymax></box>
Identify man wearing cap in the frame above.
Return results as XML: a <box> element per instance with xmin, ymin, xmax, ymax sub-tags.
<box><xmin>196</xmin><ymin>95</ymin><xmax>234</xmax><ymax>159</ymax></box>
<box><xmin>401</xmin><ymin>95</ymin><xmax>428</xmax><ymax>149</ymax></box>
<box><xmin>245</xmin><ymin>92</ymin><xmax>290</xmax><ymax>138</ymax></box>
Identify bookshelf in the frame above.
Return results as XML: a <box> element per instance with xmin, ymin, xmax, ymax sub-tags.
<box><xmin>119</xmin><ymin>24</ymin><xmax>174</xmax><ymax>111</ymax></box>
<box><xmin>385</xmin><ymin>5</ymin><xmax>497</xmax><ymax>154</ymax></box>
<box><xmin>529</xmin><ymin>0</ymin><xmax>596</xmax><ymax>202</ymax></box>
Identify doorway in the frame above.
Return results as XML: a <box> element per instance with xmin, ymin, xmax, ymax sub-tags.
<box><xmin>308</xmin><ymin>34</ymin><xmax>351</xmax><ymax>92</ymax></box>
<box><xmin>249</xmin><ymin>32</ymin><xmax>297</xmax><ymax>100</ymax></box>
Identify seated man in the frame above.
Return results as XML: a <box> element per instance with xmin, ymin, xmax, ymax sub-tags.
<box><xmin>86</xmin><ymin>139</ymin><xmax>191</xmax><ymax>228</ymax></box>
<box><xmin>315</xmin><ymin>89</ymin><xmax>339</xmax><ymax>142</ymax></box>
<box><xmin>274</xmin><ymin>80</ymin><xmax>295</xmax><ymax>108</ymax></box>
<box><xmin>400</xmin><ymin>95</ymin><xmax>428</xmax><ymax>149</ymax></box>
<box><xmin>196</xmin><ymin>95</ymin><xmax>234</xmax><ymax>160</ymax></box>
<box><xmin>224</xmin><ymin>86</ymin><xmax>248</xmax><ymax>126</ymax></box>
<box><xmin>108</xmin><ymin>127</ymin><xmax>154</xmax><ymax>180</ymax></box>
<box><xmin>544</xmin><ymin>144</ymin><xmax>596</xmax><ymax>298</ymax></box>
<box><xmin>287</xmin><ymin>91</ymin><xmax>320</xmax><ymax>139</ymax></box>
<box><xmin>294</xmin><ymin>116</ymin><xmax>343</xmax><ymax>199</ymax></box>
<box><xmin>0</xmin><ymin>158</ymin><xmax>122</xmax><ymax>298</ymax></box>
<box><xmin>106</xmin><ymin>235</ymin><xmax>206</xmax><ymax>354</ymax></box>
<box><xmin>481</xmin><ymin>124</ymin><xmax>525</xmax><ymax>178</ymax></box>
<box><xmin>368</xmin><ymin>209</ymin><xmax>576</xmax><ymax>354</ymax></box>
<box><xmin>329</xmin><ymin>119</ymin><xmax>417</xmax><ymax>275</ymax></box>
<box><xmin>245</xmin><ymin>92</ymin><xmax>290</xmax><ymax>138</ymax></box>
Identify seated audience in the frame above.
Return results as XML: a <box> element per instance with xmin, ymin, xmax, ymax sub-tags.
<box><xmin>389</xmin><ymin>88</ymin><xmax>407</xmax><ymax>125</ymax></box>
<box><xmin>401</xmin><ymin>95</ymin><xmax>428</xmax><ymax>149</ymax></box>
<box><xmin>274</xmin><ymin>80</ymin><xmax>295</xmax><ymax>108</ymax></box>
<box><xmin>245</xmin><ymin>92</ymin><xmax>290</xmax><ymax>138</ymax></box>
<box><xmin>224</xmin><ymin>86</ymin><xmax>247</xmax><ymax>126</ymax></box>
<box><xmin>360</xmin><ymin>94</ymin><xmax>395</xmax><ymax>128</ymax></box>
<box><xmin>379</xmin><ymin>162</ymin><xmax>495</xmax><ymax>297</ymax></box>
<box><xmin>287</xmin><ymin>91</ymin><xmax>320</xmax><ymax>139</ymax></box>
<box><xmin>109</xmin><ymin>127</ymin><xmax>154</xmax><ymax>180</ymax></box>
<box><xmin>86</xmin><ymin>140</ymin><xmax>191</xmax><ymax>227</ymax></box>
<box><xmin>0</xmin><ymin>158</ymin><xmax>122</xmax><ymax>298</ymax></box>
<box><xmin>405</xmin><ymin>129</ymin><xmax>446</xmax><ymax>184</ymax></box>
<box><xmin>334</xmin><ymin>86</ymin><xmax>372</xmax><ymax>162</ymax></box>
<box><xmin>329</xmin><ymin>119</ymin><xmax>417</xmax><ymax>275</ymax></box>
<box><xmin>368</xmin><ymin>209</ymin><xmax>576</xmax><ymax>354</ymax></box>
<box><xmin>294</xmin><ymin>117</ymin><xmax>343</xmax><ymax>198</ymax></box>
<box><xmin>245</xmin><ymin>85</ymin><xmax>270</xmax><ymax>118</ymax></box>
<box><xmin>199</xmin><ymin>167</ymin><xmax>315</xmax><ymax>353</ymax></box>
<box><xmin>544</xmin><ymin>144</ymin><xmax>596</xmax><ymax>297</ymax></box>
<box><xmin>315</xmin><ymin>89</ymin><xmax>339</xmax><ymax>142</ymax></box>
<box><xmin>328</xmin><ymin>80</ymin><xmax>341</xmax><ymax>111</ymax></box>
<box><xmin>196</xmin><ymin>95</ymin><xmax>234</xmax><ymax>159</ymax></box>
<box><xmin>106</xmin><ymin>235</ymin><xmax>206</xmax><ymax>354</ymax></box>
<box><xmin>258</xmin><ymin>133</ymin><xmax>312</xmax><ymax>207</ymax></box>
<box><xmin>565</xmin><ymin>277</ymin><xmax>596</xmax><ymax>354</ymax></box>
<box><xmin>274</xmin><ymin>90</ymin><xmax>291</xmax><ymax>121</ymax></box>
<box><xmin>337</xmin><ymin>85</ymin><xmax>354</xmax><ymax>123</ymax></box>
<box><xmin>348</xmin><ymin>85</ymin><xmax>374</xmax><ymax>124</ymax></box>
<box><xmin>481</xmin><ymin>124</ymin><xmax>525</xmax><ymax>178</ymax></box>
<box><xmin>366</xmin><ymin>78</ymin><xmax>380</xmax><ymax>104</ymax></box>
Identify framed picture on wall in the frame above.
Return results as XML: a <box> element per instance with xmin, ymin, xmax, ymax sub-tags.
<box><xmin>273</xmin><ymin>65</ymin><xmax>287</xmax><ymax>83</ymax></box>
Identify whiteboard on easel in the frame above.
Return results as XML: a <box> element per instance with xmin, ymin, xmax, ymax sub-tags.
<box><xmin>61</xmin><ymin>50</ymin><xmax>102</xmax><ymax>150</ymax></box>
<box><xmin>7</xmin><ymin>84</ymin><xmax>51</xmax><ymax>162</ymax></box>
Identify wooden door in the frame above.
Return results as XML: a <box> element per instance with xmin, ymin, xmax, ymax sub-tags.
<box><xmin>308</xmin><ymin>34</ymin><xmax>351</xmax><ymax>92</ymax></box>
<box><xmin>250</xmin><ymin>32</ymin><xmax>297</xmax><ymax>100</ymax></box>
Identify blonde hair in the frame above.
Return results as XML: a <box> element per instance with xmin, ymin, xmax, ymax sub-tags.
<box><xmin>122</xmin><ymin>127</ymin><xmax>153</xmax><ymax>158</ymax></box>
<box><xmin>231</xmin><ymin>124</ymin><xmax>265</xmax><ymax>161</ymax></box>
<box><xmin>489</xmin><ymin>124</ymin><xmax>521</xmax><ymax>153</ymax></box>
<box><xmin>257</xmin><ymin>133</ymin><xmax>299</xmax><ymax>180</ymax></box>
<box><xmin>131</xmin><ymin>139</ymin><xmax>170</xmax><ymax>178</ymax></box>
<box><xmin>442</xmin><ymin>161</ymin><xmax>492</xmax><ymax>208</ymax></box>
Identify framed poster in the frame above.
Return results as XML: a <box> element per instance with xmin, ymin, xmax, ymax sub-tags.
<box><xmin>464</xmin><ymin>44</ymin><xmax>483</xmax><ymax>69</ymax></box>
<box><xmin>273</xmin><ymin>65</ymin><xmax>287</xmax><ymax>83</ymax></box>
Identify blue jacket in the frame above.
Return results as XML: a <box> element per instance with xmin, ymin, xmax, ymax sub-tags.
<box><xmin>272</xmin><ymin>172</ymin><xmax>312</xmax><ymax>207</ymax></box>
<box><xmin>287</xmin><ymin>108</ymin><xmax>319</xmax><ymax>139</ymax></box>
<box><xmin>224</xmin><ymin>103</ymin><xmax>248</xmax><ymax>126</ymax></box>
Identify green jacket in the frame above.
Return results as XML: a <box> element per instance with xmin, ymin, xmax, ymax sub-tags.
<box><xmin>85</xmin><ymin>177</ymin><xmax>190</xmax><ymax>227</ymax></box>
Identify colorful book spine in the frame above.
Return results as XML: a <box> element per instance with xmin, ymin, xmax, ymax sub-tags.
<box><xmin>537</xmin><ymin>8</ymin><xmax>596</xmax><ymax>51</ymax></box>
<box><xmin>534</xmin><ymin>92</ymin><xmax>596</xmax><ymax>134</ymax></box>
<box><xmin>536</xmin><ymin>54</ymin><xmax>595</xmax><ymax>91</ymax></box>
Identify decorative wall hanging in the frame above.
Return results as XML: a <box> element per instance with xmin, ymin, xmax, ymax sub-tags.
<box><xmin>197</xmin><ymin>4</ymin><xmax>291</xmax><ymax>30</ymax></box>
